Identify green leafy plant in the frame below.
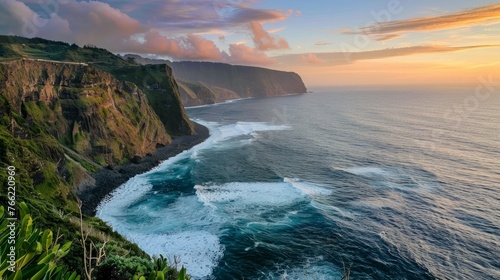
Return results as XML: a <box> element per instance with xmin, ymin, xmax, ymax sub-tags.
<box><xmin>134</xmin><ymin>255</ymin><xmax>189</xmax><ymax>280</ymax></box>
<box><xmin>94</xmin><ymin>255</ymin><xmax>153</xmax><ymax>280</ymax></box>
<box><xmin>0</xmin><ymin>202</ymin><xmax>80</xmax><ymax>279</ymax></box>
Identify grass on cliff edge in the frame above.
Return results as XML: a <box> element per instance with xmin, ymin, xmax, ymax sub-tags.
<box><xmin>0</xmin><ymin>94</ymin><xmax>186</xmax><ymax>278</ymax></box>
<box><xmin>0</xmin><ymin>35</ymin><xmax>134</xmax><ymax>72</ymax></box>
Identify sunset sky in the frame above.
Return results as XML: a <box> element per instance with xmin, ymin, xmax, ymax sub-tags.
<box><xmin>1</xmin><ymin>0</ymin><xmax>499</xmax><ymax>86</ymax></box>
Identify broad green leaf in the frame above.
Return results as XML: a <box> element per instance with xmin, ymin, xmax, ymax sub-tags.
<box><xmin>30</xmin><ymin>264</ymin><xmax>49</xmax><ymax>280</ymax></box>
<box><xmin>155</xmin><ymin>271</ymin><xmax>165</xmax><ymax>280</ymax></box>
<box><xmin>41</xmin><ymin>230</ymin><xmax>53</xmax><ymax>251</ymax></box>
<box><xmin>37</xmin><ymin>252</ymin><xmax>55</xmax><ymax>265</ymax></box>
<box><xmin>67</xmin><ymin>271</ymin><xmax>78</xmax><ymax>280</ymax></box>
<box><xmin>19</xmin><ymin>202</ymin><xmax>29</xmax><ymax>219</ymax></box>
<box><xmin>177</xmin><ymin>267</ymin><xmax>187</xmax><ymax>280</ymax></box>
<box><xmin>13</xmin><ymin>268</ymin><xmax>23</xmax><ymax>280</ymax></box>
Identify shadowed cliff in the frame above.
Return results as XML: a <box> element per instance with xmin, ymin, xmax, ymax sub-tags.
<box><xmin>124</xmin><ymin>54</ymin><xmax>308</xmax><ymax>106</ymax></box>
<box><xmin>0</xmin><ymin>59</ymin><xmax>171</xmax><ymax>165</ymax></box>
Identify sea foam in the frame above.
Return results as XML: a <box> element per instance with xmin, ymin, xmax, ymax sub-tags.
<box><xmin>128</xmin><ymin>231</ymin><xmax>224</xmax><ymax>279</ymax></box>
<box><xmin>96</xmin><ymin>119</ymin><xmax>295</xmax><ymax>279</ymax></box>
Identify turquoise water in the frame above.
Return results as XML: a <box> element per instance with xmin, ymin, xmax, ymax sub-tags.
<box><xmin>97</xmin><ymin>86</ymin><xmax>500</xmax><ymax>279</ymax></box>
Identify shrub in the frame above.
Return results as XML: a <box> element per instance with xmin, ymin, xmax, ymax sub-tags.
<box><xmin>0</xmin><ymin>203</ymin><xmax>80</xmax><ymax>279</ymax></box>
<box><xmin>94</xmin><ymin>255</ymin><xmax>153</xmax><ymax>280</ymax></box>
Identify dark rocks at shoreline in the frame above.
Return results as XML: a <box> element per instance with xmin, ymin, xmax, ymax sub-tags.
<box><xmin>77</xmin><ymin>122</ymin><xmax>209</xmax><ymax>215</ymax></box>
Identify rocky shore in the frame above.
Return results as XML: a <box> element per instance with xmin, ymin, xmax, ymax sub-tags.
<box><xmin>77</xmin><ymin>122</ymin><xmax>209</xmax><ymax>215</ymax></box>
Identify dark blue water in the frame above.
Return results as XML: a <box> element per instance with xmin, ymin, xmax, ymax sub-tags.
<box><xmin>98</xmin><ymin>86</ymin><xmax>500</xmax><ymax>279</ymax></box>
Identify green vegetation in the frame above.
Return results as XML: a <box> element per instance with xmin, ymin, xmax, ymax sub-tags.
<box><xmin>0</xmin><ymin>35</ymin><xmax>194</xmax><ymax>136</ymax></box>
<box><xmin>0</xmin><ymin>35</ymin><xmax>134</xmax><ymax>71</ymax></box>
<box><xmin>109</xmin><ymin>65</ymin><xmax>194</xmax><ymax>135</ymax></box>
<box><xmin>125</xmin><ymin>55</ymin><xmax>307</xmax><ymax>106</ymax></box>
<box><xmin>0</xmin><ymin>203</ymin><xmax>80</xmax><ymax>279</ymax></box>
<box><xmin>95</xmin><ymin>255</ymin><xmax>189</xmax><ymax>280</ymax></box>
<box><xmin>0</xmin><ymin>35</ymin><xmax>193</xmax><ymax>279</ymax></box>
<box><xmin>0</xmin><ymin>93</ymin><xmax>153</xmax><ymax>274</ymax></box>
<box><xmin>0</xmin><ymin>58</ymin><xmax>171</xmax><ymax>166</ymax></box>
<box><xmin>170</xmin><ymin>61</ymin><xmax>307</xmax><ymax>100</ymax></box>
<box><xmin>0</xmin><ymin>203</ymin><xmax>190</xmax><ymax>280</ymax></box>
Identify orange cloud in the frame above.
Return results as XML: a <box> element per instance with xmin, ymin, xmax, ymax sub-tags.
<box><xmin>0</xmin><ymin>0</ymin><xmax>290</xmax><ymax>64</ymax></box>
<box><xmin>299</xmin><ymin>53</ymin><xmax>325</xmax><ymax>64</ymax></box>
<box><xmin>275</xmin><ymin>44</ymin><xmax>500</xmax><ymax>66</ymax></box>
<box><xmin>374</xmin><ymin>34</ymin><xmax>403</xmax><ymax>42</ymax></box>
<box><xmin>249</xmin><ymin>21</ymin><xmax>289</xmax><ymax>51</ymax></box>
<box><xmin>88</xmin><ymin>0</ymin><xmax>289</xmax><ymax>32</ymax></box>
<box><xmin>0</xmin><ymin>0</ymin><xmax>271</xmax><ymax>64</ymax></box>
<box><xmin>345</xmin><ymin>3</ymin><xmax>500</xmax><ymax>41</ymax></box>
<box><xmin>125</xmin><ymin>31</ymin><xmax>222</xmax><ymax>60</ymax></box>
<box><xmin>227</xmin><ymin>44</ymin><xmax>275</xmax><ymax>65</ymax></box>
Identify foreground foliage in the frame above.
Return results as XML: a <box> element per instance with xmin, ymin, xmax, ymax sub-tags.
<box><xmin>0</xmin><ymin>203</ymin><xmax>189</xmax><ymax>280</ymax></box>
<box><xmin>0</xmin><ymin>203</ymin><xmax>80</xmax><ymax>279</ymax></box>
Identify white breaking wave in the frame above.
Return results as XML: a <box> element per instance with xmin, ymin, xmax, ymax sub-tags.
<box><xmin>344</xmin><ymin>166</ymin><xmax>389</xmax><ymax>177</ymax></box>
<box><xmin>195</xmin><ymin>182</ymin><xmax>308</xmax><ymax>214</ymax></box>
<box><xmin>259</xmin><ymin>258</ymin><xmax>343</xmax><ymax>280</ymax></box>
<box><xmin>185</xmin><ymin>97</ymin><xmax>254</xmax><ymax>109</ymax></box>
<box><xmin>127</xmin><ymin>231</ymin><xmax>223</xmax><ymax>279</ymax></box>
<box><xmin>96</xmin><ymin>119</ymin><xmax>295</xmax><ymax>279</ymax></box>
<box><xmin>284</xmin><ymin>177</ymin><xmax>333</xmax><ymax>196</ymax></box>
<box><xmin>216</xmin><ymin>121</ymin><xmax>291</xmax><ymax>142</ymax></box>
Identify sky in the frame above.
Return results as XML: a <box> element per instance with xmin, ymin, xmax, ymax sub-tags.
<box><xmin>1</xmin><ymin>0</ymin><xmax>499</xmax><ymax>86</ymax></box>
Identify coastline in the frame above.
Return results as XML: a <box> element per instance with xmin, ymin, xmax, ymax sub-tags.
<box><xmin>77</xmin><ymin>122</ymin><xmax>209</xmax><ymax>215</ymax></box>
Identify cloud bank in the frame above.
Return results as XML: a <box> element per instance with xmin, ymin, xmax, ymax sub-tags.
<box><xmin>276</xmin><ymin>45</ymin><xmax>500</xmax><ymax>66</ymax></box>
<box><xmin>345</xmin><ymin>3</ymin><xmax>500</xmax><ymax>41</ymax></box>
<box><xmin>0</xmin><ymin>0</ymin><xmax>289</xmax><ymax>65</ymax></box>
<box><xmin>249</xmin><ymin>21</ymin><xmax>289</xmax><ymax>51</ymax></box>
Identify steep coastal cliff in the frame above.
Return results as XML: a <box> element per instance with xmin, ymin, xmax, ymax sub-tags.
<box><xmin>177</xmin><ymin>80</ymin><xmax>240</xmax><ymax>106</ymax></box>
<box><xmin>0</xmin><ymin>36</ymin><xmax>200</xmax><ymax>275</ymax></box>
<box><xmin>124</xmin><ymin>54</ymin><xmax>308</xmax><ymax>106</ymax></box>
<box><xmin>1</xmin><ymin>59</ymin><xmax>171</xmax><ymax>165</ymax></box>
<box><xmin>109</xmin><ymin>64</ymin><xmax>194</xmax><ymax>135</ymax></box>
<box><xmin>171</xmin><ymin>61</ymin><xmax>307</xmax><ymax>98</ymax></box>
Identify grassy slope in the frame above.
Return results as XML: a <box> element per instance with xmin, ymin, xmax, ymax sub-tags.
<box><xmin>0</xmin><ymin>35</ymin><xmax>133</xmax><ymax>71</ymax></box>
<box><xmin>109</xmin><ymin>65</ymin><xmax>194</xmax><ymax>135</ymax></box>
<box><xmin>0</xmin><ymin>36</ymin><xmax>194</xmax><ymax>136</ymax></box>
<box><xmin>0</xmin><ymin>93</ymin><xmax>149</xmax><ymax>272</ymax></box>
<box><xmin>0</xmin><ymin>36</ymin><xmax>191</xmax><ymax>277</ymax></box>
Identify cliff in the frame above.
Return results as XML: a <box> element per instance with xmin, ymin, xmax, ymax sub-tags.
<box><xmin>0</xmin><ymin>59</ymin><xmax>171</xmax><ymax>165</ymax></box>
<box><xmin>109</xmin><ymin>64</ymin><xmax>194</xmax><ymax>135</ymax></box>
<box><xmin>177</xmin><ymin>80</ymin><xmax>240</xmax><ymax>106</ymax></box>
<box><xmin>123</xmin><ymin>54</ymin><xmax>307</xmax><ymax>106</ymax></box>
<box><xmin>170</xmin><ymin>61</ymin><xmax>307</xmax><ymax>98</ymax></box>
<box><xmin>0</xmin><ymin>36</ymin><xmax>199</xmax><ymax>275</ymax></box>
<box><xmin>0</xmin><ymin>59</ymin><xmax>163</xmax><ymax>271</ymax></box>
<box><xmin>0</xmin><ymin>35</ymin><xmax>195</xmax><ymax>135</ymax></box>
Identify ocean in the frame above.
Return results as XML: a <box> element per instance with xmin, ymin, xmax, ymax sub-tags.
<box><xmin>97</xmin><ymin>86</ymin><xmax>500</xmax><ymax>279</ymax></box>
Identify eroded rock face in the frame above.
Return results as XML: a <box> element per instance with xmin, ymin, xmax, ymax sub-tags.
<box><xmin>123</xmin><ymin>55</ymin><xmax>308</xmax><ymax>107</ymax></box>
<box><xmin>0</xmin><ymin>59</ymin><xmax>171</xmax><ymax>165</ymax></box>
<box><xmin>108</xmin><ymin>64</ymin><xmax>195</xmax><ymax>135</ymax></box>
<box><xmin>177</xmin><ymin>81</ymin><xmax>241</xmax><ymax>107</ymax></box>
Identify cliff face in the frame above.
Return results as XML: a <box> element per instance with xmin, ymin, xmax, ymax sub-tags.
<box><xmin>177</xmin><ymin>80</ymin><xmax>240</xmax><ymax>107</ymax></box>
<box><xmin>0</xmin><ymin>59</ymin><xmax>171</xmax><ymax>165</ymax></box>
<box><xmin>0</xmin><ymin>36</ymin><xmax>194</xmax><ymax>135</ymax></box>
<box><xmin>170</xmin><ymin>61</ymin><xmax>307</xmax><ymax>100</ymax></box>
<box><xmin>0</xmin><ymin>36</ymin><xmax>200</xmax><ymax>272</ymax></box>
<box><xmin>109</xmin><ymin>64</ymin><xmax>194</xmax><ymax>135</ymax></box>
<box><xmin>123</xmin><ymin>55</ymin><xmax>307</xmax><ymax>107</ymax></box>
